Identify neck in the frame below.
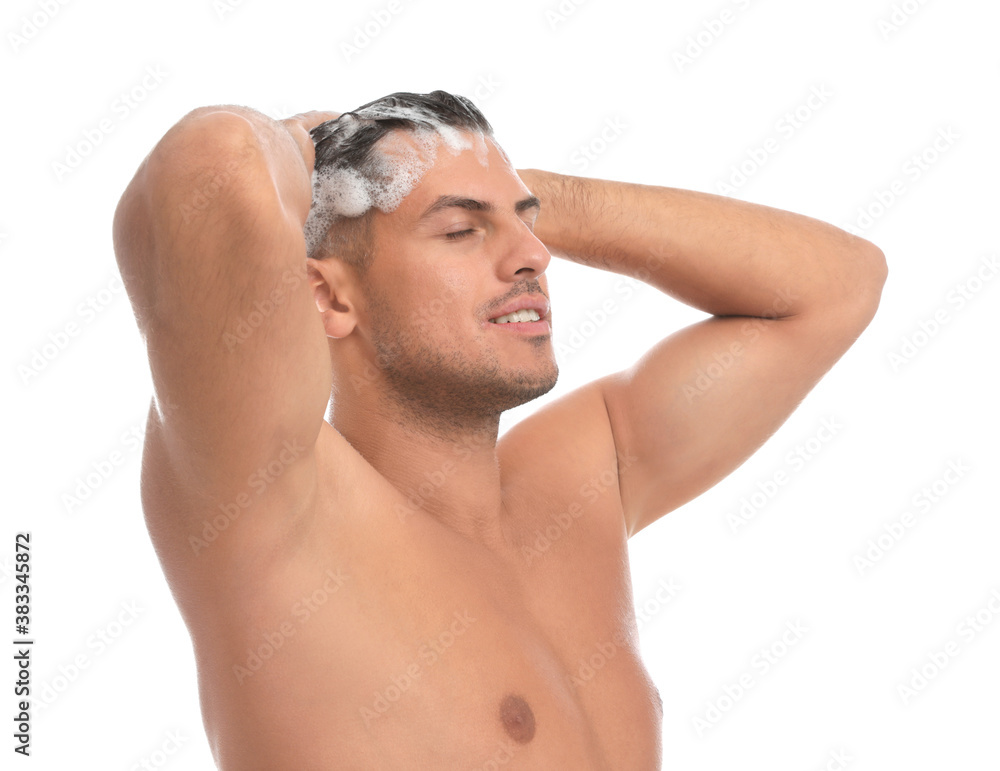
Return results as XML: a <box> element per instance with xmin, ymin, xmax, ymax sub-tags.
<box><xmin>330</xmin><ymin>381</ymin><xmax>510</xmax><ymax>546</ymax></box>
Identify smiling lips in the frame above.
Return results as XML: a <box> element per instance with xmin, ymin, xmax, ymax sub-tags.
<box><xmin>486</xmin><ymin>308</ymin><xmax>550</xmax><ymax>336</ymax></box>
<box><xmin>485</xmin><ymin>294</ymin><xmax>551</xmax><ymax>334</ymax></box>
<box><xmin>490</xmin><ymin>308</ymin><xmax>541</xmax><ymax>324</ymax></box>
<box><xmin>488</xmin><ymin>294</ymin><xmax>549</xmax><ymax>321</ymax></box>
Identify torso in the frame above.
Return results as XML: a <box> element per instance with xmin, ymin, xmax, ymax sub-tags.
<box><xmin>144</xmin><ymin>418</ymin><xmax>663</xmax><ymax>770</ymax></box>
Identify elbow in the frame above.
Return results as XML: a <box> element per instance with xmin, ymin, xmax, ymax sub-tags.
<box><xmin>120</xmin><ymin>109</ymin><xmax>262</xmax><ymax>223</ymax></box>
<box><xmin>148</xmin><ymin>108</ymin><xmax>261</xmax><ymax>176</ymax></box>
<box><xmin>859</xmin><ymin>239</ymin><xmax>888</xmax><ymax>309</ymax></box>
<box><xmin>838</xmin><ymin>239</ymin><xmax>888</xmax><ymax>328</ymax></box>
<box><xmin>863</xmin><ymin>240</ymin><xmax>889</xmax><ymax>291</ymax></box>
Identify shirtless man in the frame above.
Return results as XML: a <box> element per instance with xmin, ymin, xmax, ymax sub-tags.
<box><xmin>113</xmin><ymin>91</ymin><xmax>886</xmax><ymax>769</ymax></box>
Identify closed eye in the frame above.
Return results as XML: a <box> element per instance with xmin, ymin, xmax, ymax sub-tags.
<box><xmin>444</xmin><ymin>229</ymin><xmax>476</xmax><ymax>240</ymax></box>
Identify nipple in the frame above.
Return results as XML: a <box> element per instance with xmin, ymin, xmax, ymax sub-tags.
<box><xmin>499</xmin><ymin>693</ymin><xmax>535</xmax><ymax>744</ymax></box>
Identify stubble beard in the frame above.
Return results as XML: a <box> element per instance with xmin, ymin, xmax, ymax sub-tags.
<box><xmin>367</xmin><ymin>291</ymin><xmax>559</xmax><ymax>436</ymax></box>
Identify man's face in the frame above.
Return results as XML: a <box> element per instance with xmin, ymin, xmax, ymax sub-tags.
<box><xmin>356</xmin><ymin>129</ymin><xmax>558</xmax><ymax>424</ymax></box>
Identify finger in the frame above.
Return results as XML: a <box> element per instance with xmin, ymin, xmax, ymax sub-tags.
<box><xmin>286</xmin><ymin>111</ymin><xmax>342</xmax><ymax>131</ymax></box>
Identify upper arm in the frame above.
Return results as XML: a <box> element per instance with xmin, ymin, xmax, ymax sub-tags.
<box><xmin>600</xmin><ymin>288</ymin><xmax>885</xmax><ymax>536</ymax></box>
<box><xmin>113</xmin><ymin>109</ymin><xmax>332</xmax><ymax>502</ymax></box>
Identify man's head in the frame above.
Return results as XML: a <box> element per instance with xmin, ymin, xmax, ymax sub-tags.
<box><xmin>304</xmin><ymin>90</ymin><xmax>558</xmax><ymax>434</ymax></box>
<box><xmin>305</xmin><ymin>91</ymin><xmax>495</xmax><ymax>275</ymax></box>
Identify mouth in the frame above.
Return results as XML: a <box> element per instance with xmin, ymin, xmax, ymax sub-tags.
<box><xmin>485</xmin><ymin>294</ymin><xmax>551</xmax><ymax>335</ymax></box>
<box><xmin>486</xmin><ymin>308</ymin><xmax>551</xmax><ymax>336</ymax></box>
<box><xmin>489</xmin><ymin>309</ymin><xmax>542</xmax><ymax>324</ymax></box>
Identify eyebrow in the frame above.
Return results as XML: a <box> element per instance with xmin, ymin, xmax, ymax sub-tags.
<box><xmin>417</xmin><ymin>194</ymin><xmax>541</xmax><ymax>222</ymax></box>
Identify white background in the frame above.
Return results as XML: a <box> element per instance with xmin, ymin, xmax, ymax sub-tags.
<box><xmin>3</xmin><ymin>0</ymin><xmax>999</xmax><ymax>768</ymax></box>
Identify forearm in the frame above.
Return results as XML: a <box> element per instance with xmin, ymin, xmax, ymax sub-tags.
<box><xmin>518</xmin><ymin>168</ymin><xmax>887</xmax><ymax>319</ymax></box>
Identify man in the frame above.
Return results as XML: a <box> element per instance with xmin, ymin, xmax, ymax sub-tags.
<box><xmin>113</xmin><ymin>90</ymin><xmax>886</xmax><ymax>769</ymax></box>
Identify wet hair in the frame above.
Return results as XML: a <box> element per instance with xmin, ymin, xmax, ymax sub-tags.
<box><xmin>306</xmin><ymin>90</ymin><xmax>494</xmax><ymax>275</ymax></box>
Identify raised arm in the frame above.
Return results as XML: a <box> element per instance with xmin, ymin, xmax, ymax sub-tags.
<box><xmin>517</xmin><ymin>169</ymin><xmax>887</xmax><ymax>536</ymax></box>
<box><xmin>113</xmin><ymin>107</ymin><xmax>338</xmax><ymax>538</ymax></box>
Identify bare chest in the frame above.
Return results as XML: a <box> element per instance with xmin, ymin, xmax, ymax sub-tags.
<box><xmin>257</xmin><ymin>484</ymin><xmax>663</xmax><ymax>768</ymax></box>
<box><xmin>169</xmin><ymin>470</ymin><xmax>662</xmax><ymax>768</ymax></box>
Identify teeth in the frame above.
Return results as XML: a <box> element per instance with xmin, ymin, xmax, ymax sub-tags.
<box><xmin>491</xmin><ymin>308</ymin><xmax>541</xmax><ymax>324</ymax></box>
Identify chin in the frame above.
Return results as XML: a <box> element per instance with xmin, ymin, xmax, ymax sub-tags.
<box><xmin>494</xmin><ymin>361</ymin><xmax>559</xmax><ymax>411</ymax></box>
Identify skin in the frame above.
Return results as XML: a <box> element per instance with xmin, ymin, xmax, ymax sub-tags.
<box><xmin>113</xmin><ymin>106</ymin><xmax>886</xmax><ymax>770</ymax></box>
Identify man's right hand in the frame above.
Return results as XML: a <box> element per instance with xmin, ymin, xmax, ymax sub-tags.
<box><xmin>279</xmin><ymin>110</ymin><xmax>341</xmax><ymax>176</ymax></box>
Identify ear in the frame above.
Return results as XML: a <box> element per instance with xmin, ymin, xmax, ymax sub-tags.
<box><xmin>306</xmin><ymin>257</ymin><xmax>358</xmax><ymax>339</ymax></box>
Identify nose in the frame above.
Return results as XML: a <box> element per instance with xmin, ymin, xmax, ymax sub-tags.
<box><xmin>497</xmin><ymin>221</ymin><xmax>551</xmax><ymax>281</ymax></box>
